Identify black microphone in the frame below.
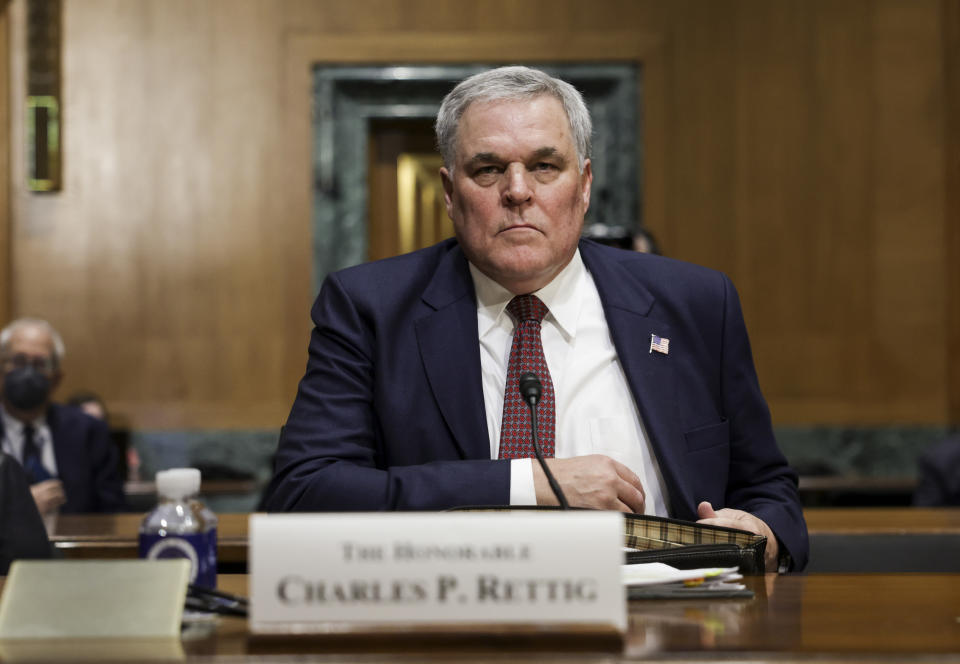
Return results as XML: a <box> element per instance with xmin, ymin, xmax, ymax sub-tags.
<box><xmin>518</xmin><ymin>372</ymin><xmax>569</xmax><ymax>509</ymax></box>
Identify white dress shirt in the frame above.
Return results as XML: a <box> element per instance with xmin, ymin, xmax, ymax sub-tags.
<box><xmin>0</xmin><ymin>406</ymin><xmax>59</xmax><ymax>479</ymax></box>
<box><xmin>470</xmin><ymin>249</ymin><xmax>670</xmax><ymax>516</ymax></box>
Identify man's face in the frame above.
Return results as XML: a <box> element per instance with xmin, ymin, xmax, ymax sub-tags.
<box><xmin>1</xmin><ymin>325</ymin><xmax>60</xmax><ymax>402</ymax></box>
<box><xmin>440</xmin><ymin>95</ymin><xmax>592</xmax><ymax>294</ymax></box>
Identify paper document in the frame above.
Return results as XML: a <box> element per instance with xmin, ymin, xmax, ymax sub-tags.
<box><xmin>621</xmin><ymin>563</ymin><xmax>752</xmax><ymax>599</ymax></box>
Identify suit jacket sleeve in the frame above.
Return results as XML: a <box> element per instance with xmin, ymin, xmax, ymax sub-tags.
<box><xmin>718</xmin><ymin>273</ymin><xmax>808</xmax><ymax>570</ymax></box>
<box><xmin>261</xmin><ymin>269</ymin><xmax>510</xmax><ymax>511</ymax></box>
<box><xmin>0</xmin><ymin>453</ymin><xmax>52</xmax><ymax>574</ymax></box>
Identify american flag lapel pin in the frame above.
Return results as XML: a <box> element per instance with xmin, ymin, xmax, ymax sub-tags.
<box><xmin>649</xmin><ymin>334</ymin><xmax>670</xmax><ymax>355</ymax></box>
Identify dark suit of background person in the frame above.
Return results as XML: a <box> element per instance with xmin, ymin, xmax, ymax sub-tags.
<box><xmin>0</xmin><ymin>452</ymin><xmax>51</xmax><ymax>574</ymax></box>
<box><xmin>1</xmin><ymin>318</ymin><xmax>126</xmax><ymax>515</ymax></box>
<box><xmin>0</xmin><ymin>404</ymin><xmax>125</xmax><ymax>513</ymax></box>
<box><xmin>914</xmin><ymin>435</ymin><xmax>960</xmax><ymax>506</ymax></box>
<box><xmin>261</xmin><ymin>66</ymin><xmax>808</xmax><ymax>572</ymax></box>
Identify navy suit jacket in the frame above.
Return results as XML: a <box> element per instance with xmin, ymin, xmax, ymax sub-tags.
<box><xmin>262</xmin><ymin>239</ymin><xmax>808</xmax><ymax>570</ymax></box>
<box><xmin>0</xmin><ymin>403</ymin><xmax>126</xmax><ymax>513</ymax></box>
<box><xmin>0</xmin><ymin>452</ymin><xmax>51</xmax><ymax>572</ymax></box>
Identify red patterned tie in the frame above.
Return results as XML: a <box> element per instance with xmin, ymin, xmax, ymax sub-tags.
<box><xmin>498</xmin><ymin>294</ymin><xmax>556</xmax><ymax>459</ymax></box>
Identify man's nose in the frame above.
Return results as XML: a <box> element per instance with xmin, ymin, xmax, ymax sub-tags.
<box><xmin>501</xmin><ymin>164</ymin><xmax>532</xmax><ymax>206</ymax></box>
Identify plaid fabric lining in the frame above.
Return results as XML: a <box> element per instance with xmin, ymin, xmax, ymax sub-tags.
<box><xmin>451</xmin><ymin>507</ymin><xmax>764</xmax><ymax>553</ymax></box>
<box><xmin>623</xmin><ymin>513</ymin><xmax>764</xmax><ymax>551</ymax></box>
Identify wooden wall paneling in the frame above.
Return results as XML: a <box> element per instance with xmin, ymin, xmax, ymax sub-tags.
<box><xmin>740</xmin><ymin>0</ymin><xmax>878</xmax><ymax>423</ymax></box>
<box><xmin>726</xmin><ymin>0</ymin><xmax>949</xmax><ymax>425</ymax></box>
<box><xmin>665</xmin><ymin>0</ymin><xmax>738</xmax><ymax>276</ymax></box>
<box><xmin>730</xmin><ymin>0</ymin><xmax>824</xmax><ymax>420</ymax></box>
<box><xmin>640</xmin><ymin>21</ymin><xmax>668</xmax><ymax>253</ymax></box>
<box><xmin>946</xmin><ymin>0</ymin><xmax>960</xmax><ymax>424</ymax></box>
<box><xmin>0</xmin><ymin>2</ymin><xmax>9</xmax><ymax>327</ymax></box>
<box><xmin>805</xmin><ymin>0</ymin><xmax>879</xmax><ymax>419</ymax></box>
<box><xmin>8</xmin><ymin>0</ymin><xmax>311</xmax><ymax>429</ymax></box>
<box><xmin>869</xmin><ymin>0</ymin><xmax>947</xmax><ymax>422</ymax></box>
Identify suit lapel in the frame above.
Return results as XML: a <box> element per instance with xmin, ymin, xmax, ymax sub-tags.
<box><xmin>580</xmin><ymin>242</ymin><xmax>695</xmax><ymax>516</ymax></box>
<box><xmin>415</xmin><ymin>246</ymin><xmax>490</xmax><ymax>460</ymax></box>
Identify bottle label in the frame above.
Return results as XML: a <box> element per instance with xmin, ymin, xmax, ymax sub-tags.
<box><xmin>139</xmin><ymin>529</ymin><xmax>218</xmax><ymax>589</ymax></box>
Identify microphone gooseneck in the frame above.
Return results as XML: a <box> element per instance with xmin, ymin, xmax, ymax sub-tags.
<box><xmin>518</xmin><ymin>372</ymin><xmax>569</xmax><ymax>509</ymax></box>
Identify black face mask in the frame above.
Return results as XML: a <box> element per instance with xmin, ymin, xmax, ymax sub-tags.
<box><xmin>3</xmin><ymin>366</ymin><xmax>51</xmax><ymax>411</ymax></box>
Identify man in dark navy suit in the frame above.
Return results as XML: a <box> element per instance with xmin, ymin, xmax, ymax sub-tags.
<box><xmin>262</xmin><ymin>66</ymin><xmax>807</xmax><ymax>572</ymax></box>
<box><xmin>0</xmin><ymin>318</ymin><xmax>125</xmax><ymax>515</ymax></box>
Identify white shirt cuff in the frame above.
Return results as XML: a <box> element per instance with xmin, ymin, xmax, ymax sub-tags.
<box><xmin>508</xmin><ymin>458</ymin><xmax>537</xmax><ymax>505</ymax></box>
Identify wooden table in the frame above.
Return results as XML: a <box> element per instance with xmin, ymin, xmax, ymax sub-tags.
<box><xmin>50</xmin><ymin>513</ymin><xmax>250</xmax><ymax>564</ymax></box>
<box><xmin>2</xmin><ymin>573</ymin><xmax>959</xmax><ymax>660</ymax></box>
<box><xmin>175</xmin><ymin>573</ymin><xmax>960</xmax><ymax>659</ymax></box>
<box><xmin>25</xmin><ymin>512</ymin><xmax>960</xmax><ymax>660</ymax></box>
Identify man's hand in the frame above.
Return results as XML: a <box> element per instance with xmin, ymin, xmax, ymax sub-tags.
<box><xmin>30</xmin><ymin>479</ymin><xmax>66</xmax><ymax>515</ymax></box>
<box><xmin>697</xmin><ymin>501</ymin><xmax>779</xmax><ymax>572</ymax></box>
<box><xmin>534</xmin><ymin>454</ymin><xmax>645</xmax><ymax>513</ymax></box>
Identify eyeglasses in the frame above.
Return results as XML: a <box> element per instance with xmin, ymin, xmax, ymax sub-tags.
<box><xmin>1</xmin><ymin>353</ymin><xmax>56</xmax><ymax>374</ymax></box>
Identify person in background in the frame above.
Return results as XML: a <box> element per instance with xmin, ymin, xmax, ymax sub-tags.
<box><xmin>66</xmin><ymin>390</ymin><xmax>108</xmax><ymax>421</ymax></box>
<box><xmin>67</xmin><ymin>390</ymin><xmax>141</xmax><ymax>482</ymax></box>
<box><xmin>583</xmin><ymin>223</ymin><xmax>661</xmax><ymax>255</ymax></box>
<box><xmin>631</xmin><ymin>227</ymin><xmax>660</xmax><ymax>255</ymax></box>
<box><xmin>262</xmin><ymin>66</ymin><xmax>807</xmax><ymax>572</ymax></box>
<box><xmin>914</xmin><ymin>434</ymin><xmax>960</xmax><ymax>506</ymax></box>
<box><xmin>0</xmin><ymin>318</ymin><xmax>126</xmax><ymax>515</ymax></box>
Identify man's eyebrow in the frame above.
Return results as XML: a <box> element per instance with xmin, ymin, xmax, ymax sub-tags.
<box><xmin>465</xmin><ymin>147</ymin><xmax>566</xmax><ymax>168</ymax></box>
<box><xmin>530</xmin><ymin>147</ymin><xmax>563</xmax><ymax>161</ymax></box>
<box><xmin>465</xmin><ymin>152</ymin><xmax>501</xmax><ymax>168</ymax></box>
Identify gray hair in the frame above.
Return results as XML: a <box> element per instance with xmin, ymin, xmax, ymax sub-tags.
<box><xmin>0</xmin><ymin>318</ymin><xmax>66</xmax><ymax>369</ymax></box>
<box><xmin>435</xmin><ymin>66</ymin><xmax>592</xmax><ymax>173</ymax></box>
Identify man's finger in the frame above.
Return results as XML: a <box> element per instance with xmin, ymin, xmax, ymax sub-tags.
<box><xmin>611</xmin><ymin>458</ymin><xmax>644</xmax><ymax>490</ymax></box>
<box><xmin>697</xmin><ymin>501</ymin><xmax>716</xmax><ymax>519</ymax></box>
<box><xmin>615</xmin><ymin>477</ymin><xmax>645</xmax><ymax>513</ymax></box>
<box><xmin>610</xmin><ymin>458</ymin><xmax>645</xmax><ymax>512</ymax></box>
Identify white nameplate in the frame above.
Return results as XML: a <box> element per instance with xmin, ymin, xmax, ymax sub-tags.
<box><xmin>249</xmin><ymin>512</ymin><xmax>625</xmax><ymax>633</ymax></box>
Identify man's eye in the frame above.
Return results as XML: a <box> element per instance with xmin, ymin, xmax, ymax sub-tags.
<box><xmin>472</xmin><ymin>166</ymin><xmax>502</xmax><ymax>185</ymax></box>
<box><xmin>534</xmin><ymin>162</ymin><xmax>558</xmax><ymax>171</ymax></box>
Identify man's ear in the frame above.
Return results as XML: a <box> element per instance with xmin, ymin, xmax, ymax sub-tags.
<box><xmin>580</xmin><ymin>159</ymin><xmax>593</xmax><ymax>212</ymax></box>
<box><xmin>440</xmin><ymin>167</ymin><xmax>455</xmax><ymax>219</ymax></box>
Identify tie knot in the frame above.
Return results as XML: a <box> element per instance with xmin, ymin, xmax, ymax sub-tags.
<box><xmin>23</xmin><ymin>424</ymin><xmax>35</xmax><ymax>440</ymax></box>
<box><xmin>507</xmin><ymin>294</ymin><xmax>549</xmax><ymax>324</ymax></box>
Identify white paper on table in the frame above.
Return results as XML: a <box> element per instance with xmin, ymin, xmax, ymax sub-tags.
<box><xmin>621</xmin><ymin>563</ymin><xmax>740</xmax><ymax>587</ymax></box>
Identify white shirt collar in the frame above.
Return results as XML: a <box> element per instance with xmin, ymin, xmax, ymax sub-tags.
<box><xmin>0</xmin><ymin>405</ymin><xmax>45</xmax><ymax>435</ymax></box>
<box><xmin>469</xmin><ymin>249</ymin><xmax>585</xmax><ymax>341</ymax></box>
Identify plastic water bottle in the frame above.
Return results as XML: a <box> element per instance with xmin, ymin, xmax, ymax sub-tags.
<box><xmin>138</xmin><ymin>468</ymin><xmax>218</xmax><ymax>589</ymax></box>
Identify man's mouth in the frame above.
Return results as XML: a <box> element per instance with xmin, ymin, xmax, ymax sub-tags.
<box><xmin>500</xmin><ymin>223</ymin><xmax>538</xmax><ymax>233</ymax></box>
